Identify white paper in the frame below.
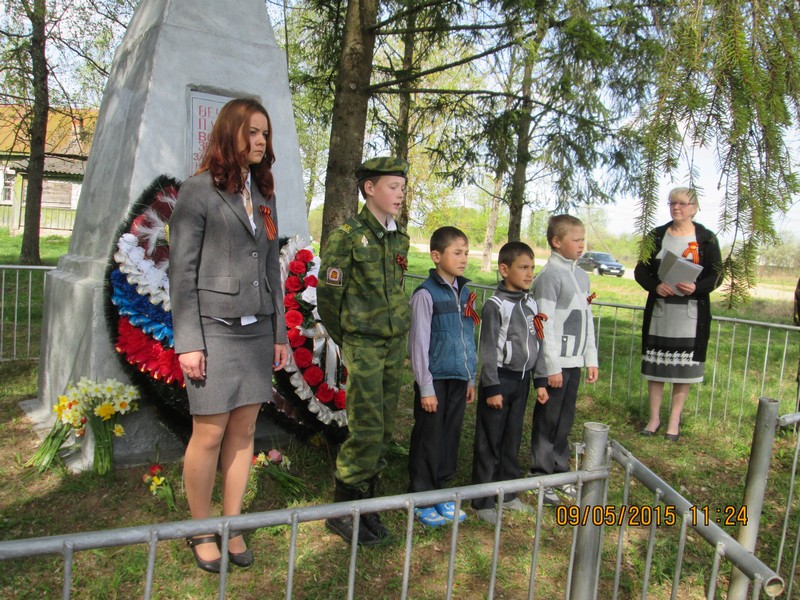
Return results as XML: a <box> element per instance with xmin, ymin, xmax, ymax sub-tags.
<box><xmin>658</xmin><ymin>250</ymin><xmax>703</xmax><ymax>296</ymax></box>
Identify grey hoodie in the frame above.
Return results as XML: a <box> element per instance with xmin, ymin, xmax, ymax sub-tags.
<box><xmin>478</xmin><ymin>283</ymin><xmax>548</xmax><ymax>397</ymax></box>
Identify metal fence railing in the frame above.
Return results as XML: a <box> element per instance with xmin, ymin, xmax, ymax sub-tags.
<box><xmin>1</xmin><ymin>268</ymin><xmax>796</xmax><ymax>432</ymax></box>
<box><xmin>0</xmin><ymin>422</ymin><xmax>786</xmax><ymax>599</ymax></box>
<box><xmin>0</xmin><ymin>265</ymin><xmax>54</xmax><ymax>360</ymax></box>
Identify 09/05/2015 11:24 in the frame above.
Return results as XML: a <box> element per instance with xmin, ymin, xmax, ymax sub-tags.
<box><xmin>555</xmin><ymin>504</ymin><xmax>748</xmax><ymax>528</ymax></box>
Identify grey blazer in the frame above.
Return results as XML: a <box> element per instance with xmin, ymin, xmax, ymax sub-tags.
<box><xmin>169</xmin><ymin>171</ymin><xmax>288</xmax><ymax>354</ymax></box>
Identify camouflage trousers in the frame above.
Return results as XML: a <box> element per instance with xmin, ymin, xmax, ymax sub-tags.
<box><xmin>336</xmin><ymin>335</ymin><xmax>406</xmax><ymax>489</ymax></box>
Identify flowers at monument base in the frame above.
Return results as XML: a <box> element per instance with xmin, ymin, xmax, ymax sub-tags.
<box><xmin>247</xmin><ymin>449</ymin><xmax>307</xmax><ymax>500</ymax></box>
<box><xmin>142</xmin><ymin>463</ymin><xmax>177</xmax><ymax>511</ymax></box>
<box><xmin>27</xmin><ymin>378</ymin><xmax>140</xmax><ymax>475</ymax></box>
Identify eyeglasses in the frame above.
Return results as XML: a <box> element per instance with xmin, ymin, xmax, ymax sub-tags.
<box><xmin>667</xmin><ymin>201</ymin><xmax>694</xmax><ymax>207</ymax></box>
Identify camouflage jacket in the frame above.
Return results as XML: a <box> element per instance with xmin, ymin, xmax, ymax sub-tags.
<box><xmin>317</xmin><ymin>206</ymin><xmax>411</xmax><ymax>346</ymax></box>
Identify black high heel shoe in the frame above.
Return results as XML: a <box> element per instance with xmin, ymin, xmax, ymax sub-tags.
<box><xmin>186</xmin><ymin>535</ymin><xmax>222</xmax><ymax>573</ymax></box>
<box><xmin>639</xmin><ymin>424</ymin><xmax>661</xmax><ymax>437</ymax></box>
<box><xmin>226</xmin><ymin>530</ymin><xmax>254</xmax><ymax>568</ymax></box>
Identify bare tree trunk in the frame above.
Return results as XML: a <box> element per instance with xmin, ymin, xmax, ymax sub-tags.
<box><xmin>481</xmin><ymin>174</ymin><xmax>503</xmax><ymax>271</ymax></box>
<box><xmin>507</xmin><ymin>58</ymin><xmax>533</xmax><ymax>243</ymax></box>
<box><xmin>319</xmin><ymin>0</ymin><xmax>378</xmax><ymax>249</ymax></box>
<box><xmin>19</xmin><ymin>0</ymin><xmax>48</xmax><ymax>265</ymax></box>
<box><xmin>395</xmin><ymin>9</ymin><xmax>415</xmax><ymax>229</ymax></box>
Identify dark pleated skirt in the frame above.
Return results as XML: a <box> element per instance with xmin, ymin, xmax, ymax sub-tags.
<box><xmin>641</xmin><ymin>298</ymin><xmax>705</xmax><ymax>384</ymax></box>
<box><xmin>185</xmin><ymin>316</ymin><xmax>274</xmax><ymax>415</ymax></box>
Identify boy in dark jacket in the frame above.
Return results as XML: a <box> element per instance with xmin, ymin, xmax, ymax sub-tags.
<box><xmin>471</xmin><ymin>242</ymin><xmax>548</xmax><ymax>524</ymax></box>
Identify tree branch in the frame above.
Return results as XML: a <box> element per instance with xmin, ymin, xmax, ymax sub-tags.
<box><xmin>368</xmin><ymin>33</ymin><xmax>536</xmax><ymax>92</ymax></box>
<box><xmin>370</xmin><ymin>0</ymin><xmax>454</xmax><ymax>32</ymax></box>
<box><xmin>377</xmin><ymin>21</ymin><xmax>534</xmax><ymax>36</ymax></box>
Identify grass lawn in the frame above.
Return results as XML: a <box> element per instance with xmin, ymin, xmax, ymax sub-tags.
<box><xmin>0</xmin><ymin>235</ymin><xmax>798</xmax><ymax>597</ymax></box>
<box><xmin>0</xmin><ymin>229</ymin><xmax>70</xmax><ymax>266</ymax></box>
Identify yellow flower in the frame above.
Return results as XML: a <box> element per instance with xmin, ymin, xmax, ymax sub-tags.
<box><xmin>54</xmin><ymin>396</ymin><xmax>68</xmax><ymax>419</ymax></box>
<box><xmin>94</xmin><ymin>402</ymin><xmax>116</xmax><ymax>421</ymax></box>
<box><xmin>113</xmin><ymin>424</ymin><xmax>125</xmax><ymax>437</ymax></box>
<box><xmin>149</xmin><ymin>475</ymin><xmax>164</xmax><ymax>493</ymax></box>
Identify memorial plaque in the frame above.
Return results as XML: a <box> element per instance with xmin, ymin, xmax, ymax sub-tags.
<box><xmin>189</xmin><ymin>91</ymin><xmax>231</xmax><ymax>174</ymax></box>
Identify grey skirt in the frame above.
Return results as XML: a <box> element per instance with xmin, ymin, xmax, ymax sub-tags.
<box><xmin>186</xmin><ymin>316</ymin><xmax>274</xmax><ymax>415</ymax></box>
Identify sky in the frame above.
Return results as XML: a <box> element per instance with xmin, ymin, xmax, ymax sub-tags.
<box><xmin>598</xmin><ymin>151</ymin><xmax>800</xmax><ymax>246</ymax></box>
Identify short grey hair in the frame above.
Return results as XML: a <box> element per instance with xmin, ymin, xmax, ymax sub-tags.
<box><xmin>668</xmin><ymin>187</ymin><xmax>699</xmax><ymax>208</ymax></box>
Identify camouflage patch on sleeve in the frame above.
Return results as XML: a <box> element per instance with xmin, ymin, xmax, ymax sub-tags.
<box><xmin>326</xmin><ymin>267</ymin><xmax>344</xmax><ymax>287</ymax></box>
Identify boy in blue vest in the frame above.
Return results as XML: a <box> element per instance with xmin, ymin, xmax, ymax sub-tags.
<box><xmin>408</xmin><ymin>226</ymin><xmax>478</xmax><ymax>526</ymax></box>
<box><xmin>471</xmin><ymin>241</ymin><xmax>548</xmax><ymax>524</ymax></box>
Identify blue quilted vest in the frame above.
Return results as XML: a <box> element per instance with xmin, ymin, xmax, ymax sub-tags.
<box><xmin>415</xmin><ymin>270</ymin><xmax>477</xmax><ymax>381</ymax></box>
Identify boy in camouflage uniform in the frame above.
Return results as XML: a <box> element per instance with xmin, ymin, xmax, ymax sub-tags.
<box><xmin>317</xmin><ymin>157</ymin><xmax>411</xmax><ymax>545</ymax></box>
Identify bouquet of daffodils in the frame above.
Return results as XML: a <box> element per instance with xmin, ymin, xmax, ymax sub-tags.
<box><xmin>142</xmin><ymin>463</ymin><xmax>177</xmax><ymax>511</ymax></box>
<box><xmin>245</xmin><ymin>449</ymin><xmax>307</xmax><ymax>505</ymax></box>
<box><xmin>27</xmin><ymin>377</ymin><xmax>139</xmax><ymax>475</ymax></box>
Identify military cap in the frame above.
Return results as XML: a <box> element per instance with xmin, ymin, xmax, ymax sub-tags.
<box><xmin>355</xmin><ymin>156</ymin><xmax>409</xmax><ymax>182</ymax></box>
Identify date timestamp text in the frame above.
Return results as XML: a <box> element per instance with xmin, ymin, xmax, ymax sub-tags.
<box><xmin>555</xmin><ymin>504</ymin><xmax>748</xmax><ymax>527</ymax></box>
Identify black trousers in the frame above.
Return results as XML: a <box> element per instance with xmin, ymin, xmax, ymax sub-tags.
<box><xmin>470</xmin><ymin>371</ymin><xmax>531</xmax><ymax>510</ymax></box>
<box><xmin>530</xmin><ymin>366</ymin><xmax>581</xmax><ymax>476</ymax></box>
<box><xmin>408</xmin><ymin>380</ymin><xmax>468</xmax><ymax>497</ymax></box>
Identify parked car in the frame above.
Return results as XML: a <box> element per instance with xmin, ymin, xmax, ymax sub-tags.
<box><xmin>577</xmin><ymin>252</ymin><xmax>626</xmax><ymax>277</ymax></box>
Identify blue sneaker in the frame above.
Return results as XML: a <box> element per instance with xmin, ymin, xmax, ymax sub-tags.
<box><xmin>415</xmin><ymin>506</ymin><xmax>447</xmax><ymax>527</ymax></box>
<box><xmin>434</xmin><ymin>502</ymin><xmax>467</xmax><ymax>523</ymax></box>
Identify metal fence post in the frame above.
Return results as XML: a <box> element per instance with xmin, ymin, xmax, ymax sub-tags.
<box><xmin>569</xmin><ymin>422</ymin><xmax>610</xmax><ymax>600</ymax></box>
<box><xmin>728</xmin><ymin>397</ymin><xmax>780</xmax><ymax>599</ymax></box>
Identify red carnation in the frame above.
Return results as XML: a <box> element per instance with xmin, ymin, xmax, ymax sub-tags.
<box><xmin>149</xmin><ymin>464</ymin><xmax>163</xmax><ymax>476</ymax></box>
<box><xmin>287</xmin><ymin>328</ymin><xmax>307</xmax><ymax>349</ymax></box>
<box><xmin>293</xmin><ymin>347</ymin><xmax>313</xmax><ymax>369</ymax></box>
<box><xmin>303</xmin><ymin>365</ymin><xmax>324</xmax><ymax>387</ymax></box>
<box><xmin>304</xmin><ymin>274</ymin><xmax>318</xmax><ymax>288</ymax></box>
<box><xmin>285</xmin><ymin>310</ymin><xmax>303</xmax><ymax>328</ymax></box>
<box><xmin>286</xmin><ymin>275</ymin><xmax>303</xmax><ymax>292</ymax></box>
<box><xmin>296</xmin><ymin>249</ymin><xmax>314</xmax><ymax>263</ymax></box>
<box><xmin>289</xmin><ymin>260</ymin><xmax>307</xmax><ymax>275</ymax></box>
<box><xmin>334</xmin><ymin>390</ymin><xmax>346</xmax><ymax>410</ymax></box>
<box><xmin>284</xmin><ymin>293</ymin><xmax>299</xmax><ymax>310</ymax></box>
<box><xmin>316</xmin><ymin>383</ymin><xmax>335</xmax><ymax>403</ymax></box>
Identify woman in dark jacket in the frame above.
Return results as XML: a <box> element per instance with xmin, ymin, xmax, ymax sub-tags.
<box><xmin>634</xmin><ymin>188</ymin><xmax>722</xmax><ymax>441</ymax></box>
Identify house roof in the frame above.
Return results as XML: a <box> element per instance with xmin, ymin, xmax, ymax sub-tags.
<box><xmin>7</xmin><ymin>156</ymin><xmax>88</xmax><ymax>178</ymax></box>
<box><xmin>0</xmin><ymin>105</ymin><xmax>98</xmax><ymax>157</ymax></box>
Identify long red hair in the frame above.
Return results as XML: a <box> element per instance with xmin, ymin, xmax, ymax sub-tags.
<box><xmin>197</xmin><ymin>98</ymin><xmax>275</xmax><ymax>199</ymax></box>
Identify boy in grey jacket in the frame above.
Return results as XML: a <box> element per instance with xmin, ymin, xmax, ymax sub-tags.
<box><xmin>471</xmin><ymin>242</ymin><xmax>548</xmax><ymax>524</ymax></box>
<box><xmin>530</xmin><ymin>215</ymin><xmax>599</xmax><ymax>505</ymax></box>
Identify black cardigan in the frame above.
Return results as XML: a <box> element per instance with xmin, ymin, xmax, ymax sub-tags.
<box><xmin>633</xmin><ymin>221</ymin><xmax>723</xmax><ymax>362</ymax></box>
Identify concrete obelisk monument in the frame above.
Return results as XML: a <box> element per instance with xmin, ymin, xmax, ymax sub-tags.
<box><xmin>36</xmin><ymin>0</ymin><xmax>308</xmax><ymax>465</ymax></box>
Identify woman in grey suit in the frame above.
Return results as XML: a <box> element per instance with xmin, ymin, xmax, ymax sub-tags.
<box><xmin>169</xmin><ymin>98</ymin><xmax>288</xmax><ymax>573</ymax></box>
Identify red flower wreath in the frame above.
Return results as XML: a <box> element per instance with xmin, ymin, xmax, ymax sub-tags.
<box><xmin>279</xmin><ymin>243</ymin><xmax>348</xmax><ymax>421</ymax></box>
